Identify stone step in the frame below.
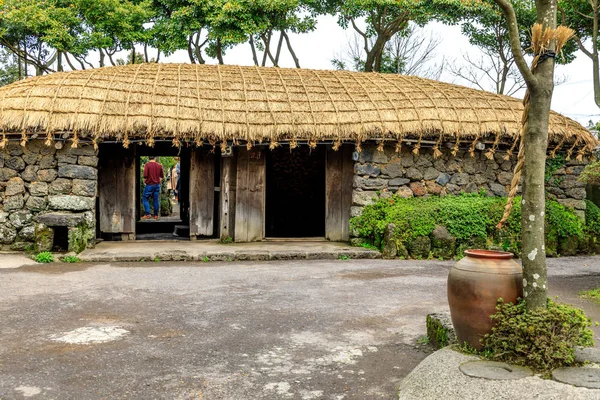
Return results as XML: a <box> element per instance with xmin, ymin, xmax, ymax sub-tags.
<box><xmin>426</xmin><ymin>311</ymin><xmax>457</xmax><ymax>349</ymax></box>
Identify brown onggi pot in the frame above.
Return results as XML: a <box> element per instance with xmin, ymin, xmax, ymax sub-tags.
<box><xmin>447</xmin><ymin>249</ymin><xmax>523</xmax><ymax>350</ymax></box>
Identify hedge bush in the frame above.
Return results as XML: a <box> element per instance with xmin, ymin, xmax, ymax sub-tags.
<box><xmin>350</xmin><ymin>192</ymin><xmax>594</xmax><ymax>258</ymax></box>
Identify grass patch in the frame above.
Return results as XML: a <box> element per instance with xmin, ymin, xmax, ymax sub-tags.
<box><xmin>581</xmin><ymin>288</ymin><xmax>600</xmax><ymax>304</ymax></box>
<box><xmin>34</xmin><ymin>251</ymin><xmax>54</xmax><ymax>263</ymax></box>
<box><xmin>61</xmin><ymin>255</ymin><xmax>80</xmax><ymax>263</ymax></box>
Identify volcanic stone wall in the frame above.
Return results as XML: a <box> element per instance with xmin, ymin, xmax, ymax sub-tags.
<box><xmin>0</xmin><ymin>140</ymin><xmax>97</xmax><ymax>253</ymax></box>
<box><xmin>351</xmin><ymin>144</ymin><xmax>588</xmax><ymax>220</ymax></box>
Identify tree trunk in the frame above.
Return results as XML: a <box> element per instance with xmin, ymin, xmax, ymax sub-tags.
<box><xmin>521</xmin><ymin>0</ymin><xmax>557</xmax><ymax>310</ymax></box>
<box><xmin>249</xmin><ymin>36</ymin><xmax>259</xmax><ymax>66</ymax></box>
<box><xmin>187</xmin><ymin>37</ymin><xmax>197</xmax><ymax>64</ymax></box>
<box><xmin>282</xmin><ymin>31</ymin><xmax>300</xmax><ymax>68</ymax></box>
<box><xmin>494</xmin><ymin>0</ymin><xmax>559</xmax><ymax>310</ymax></box>
<box><xmin>99</xmin><ymin>48</ymin><xmax>105</xmax><ymax>67</ymax></box>
<box><xmin>592</xmin><ymin>1</ymin><xmax>600</xmax><ymax>108</ymax></box>
<box><xmin>365</xmin><ymin>35</ymin><xmax>388</xmax><ymax>72</ymax></box>
<box><xmin>215</xmin><ymin>39</ymin><xmax>224</xmax><ymax>65</ymax></box>
<box><xmin>521</xmin><ymin>81</ymin><xmax>553</xmax><ymax>310</ymax></box>
<box><xmin>593</xmin><ymin>55</ymin><xmax>600</xmax><ymax>108</ymax></box>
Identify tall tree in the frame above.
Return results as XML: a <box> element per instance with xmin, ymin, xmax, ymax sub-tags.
<box><xmin>559</xmin><ymin>0</ymin><xmax>600</xmax><ymax>108</ymax></box>
<box><xmin>321</xmin><ymin>0</ymin><xmax>481</xmax><ymax>73</ymax></box>
<box><xmin>494</xmin><ymin>0</ymin><xmax>574</xmax><ymax>310</ymax></box>
<box><xmin>447</xmin><ymin>0</ymin><xmax>536</xmax><ymax>95</ymax></box>
<box><xmin>332</xmin><ymin>23</ymin><xmax>444</xmax><ymax>78</ymax></box>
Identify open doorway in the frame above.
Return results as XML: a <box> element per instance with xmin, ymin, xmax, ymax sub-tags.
<box><xmin>266</xmin><ymin>146</ymin><xmax>326</xmax><ymax>238</ymax></box>
<box><xmin>136</xmin><ymin>143</ymin><xmax>191</xmax><ymax>240</ymax></box>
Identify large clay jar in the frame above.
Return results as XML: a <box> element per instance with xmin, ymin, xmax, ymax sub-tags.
<box><xmin>447</xmin><ymin>249</ymin><xmax>523</xmax><ymax>350</ymax></box>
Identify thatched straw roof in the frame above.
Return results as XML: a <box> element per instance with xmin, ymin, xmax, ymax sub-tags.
<box><xmin>0</xmin><ymin>63</ymin><xmax>596</xmax><ymax>156</ymax></box>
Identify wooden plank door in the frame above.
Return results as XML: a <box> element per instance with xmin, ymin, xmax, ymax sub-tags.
<box><xmin>235</xmin><ymin>147</ymin><xmax>266</xmax><ymax>242</ymax></box>
<box><xmin>98</xmin><ymin>145</ymin><xmax>136</xmax><ymax>239</ymax></box>
<box><xmin>325</xmin><ymin>145</ymin><xmax>354</xmax><ymax>242</ymax></box>
<box><xmin>189</xmin><ymin>148</ymin><xmax>215</xmax><ymax>238</ymax></box>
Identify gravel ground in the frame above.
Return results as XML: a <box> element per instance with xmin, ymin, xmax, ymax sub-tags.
<box><xmin>0</xmin><ymin>256</ymin><xmax>598</xmax><ymax>400</ymax></box>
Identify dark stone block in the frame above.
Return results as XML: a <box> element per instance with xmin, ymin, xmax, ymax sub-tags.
<box><xmin>37</xmin><ymin>169</ymin><xmax>58</xmax><ymax>182</ymax></box>
<box><xmin>435</xmin><ymin>173</ymin><xmax>451</xmax><ymax>186</ymax></box>
<box><xmin>431</xmin><ymin>225</ymin><xmax>456</xmax><ymax>259</ymax></box>
<box><xmin>58</xmin><ymin>164</ymin><xmax>97</xmax><ymax>180</ymax></box>
<box><xmin>389</xmin><ymin>177</ymin><xmax>410</xmax><ymax>186</ymax></box>
<box><xmin>408</xmin><ymin>236</ymin><xmax>431</xmax><ymax>259</ymax></box>
<box><xmin>5</xmin><ymin>156</ymin><xmax>25</xmax><ymax>171</ymax></box>
<box><xmin>37</xmin><ymin>212</ymin><xmax>87</xmax><ymax>227</ymax></box>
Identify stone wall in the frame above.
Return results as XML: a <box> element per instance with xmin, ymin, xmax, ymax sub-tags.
<box><xmin>0</xmin><ymin>140</ymin><xmax>98</xmax><ymax>253</ymax></box>
<box><xmin>351</xmin><ymin>144</ymin><xmax>588</xmax><ymax>220</ymax></box>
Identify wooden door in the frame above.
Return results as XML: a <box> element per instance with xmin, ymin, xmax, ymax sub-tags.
<box><xmin>325</xmin><ymin>145</ymin><xmax>354</xmax><ymax>241</ymax></box>
<box><xmin>189</xmin><ymin>148</ymin><xmax>215</xmax><ymax>238</ymax></box>
<box><xmin>235</xmin><ymin>147</ymin><xmax>266</xmax><ymax>242</ymax></box>
<box><xmin>98</xmin><ymin>145</ymin><xmax>136</xmax><ymax>239</ymax></box>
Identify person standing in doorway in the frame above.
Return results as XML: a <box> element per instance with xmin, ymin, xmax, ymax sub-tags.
<box><xmin>142</xmin><ymin>156</ymin><xmax>164</xmax><ymax>220</ymax></box>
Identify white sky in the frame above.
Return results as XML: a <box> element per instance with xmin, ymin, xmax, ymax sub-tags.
<box><xmin>157</xmin><ymin>16</ymin><xmax>598</xmax><ymax>126</ymax></box>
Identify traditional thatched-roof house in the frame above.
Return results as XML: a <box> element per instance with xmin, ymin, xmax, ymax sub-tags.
<box><xmin>0</xmin><ymin>63</ymin><xmax>596</xmax><ymax>251</ymax></box>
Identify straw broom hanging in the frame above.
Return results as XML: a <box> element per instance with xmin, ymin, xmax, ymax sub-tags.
<box><xmin>496</xmin><ymin>24</ymin><xmax>575</xmax><ymax>229</ymax></box>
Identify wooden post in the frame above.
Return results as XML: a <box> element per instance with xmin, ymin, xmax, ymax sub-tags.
<box><xmin>235</xmin><ymin>147</ymin><xmax>266</xmax><ymax>242</ymax></box>
<box><xmin>220</xmin><ymin>156</ymin><xmax>236</xmax><ymax>240</ymax></box>
<box><xmin>325</xmin><ymin>144</ymin><xmax>354</xmax><ymax>242</ymax></box>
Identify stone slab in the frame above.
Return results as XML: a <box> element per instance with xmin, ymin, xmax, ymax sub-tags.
<box><xmin>78</xmin><ymin>240</ymin><xmax>381</xmax><ymax>263</ymax></box>
<box><xmin>575</xmin><ymin>347</ymin><xmax>600</xmax><ymax>364</ymax></box>
<box><xmin>37</xmin><ymin>212</ymin><xmax>87</xmax><ymax>227</ymax></box>
<box><xmin>552</xmin><ymin>367</ymin><xmax>600</xmax><ymax>389</ymax></box>
<box><xmin>459</xmin><ymin>361</ymin><xmax>533</xmax><ymax>380</ymax></box>
<box><xmin>398</xmin><ymin>347</ymin><xmax>600</xmax><ymax>400</ymax></box>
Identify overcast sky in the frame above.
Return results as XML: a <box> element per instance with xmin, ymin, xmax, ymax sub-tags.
<box><xmin>160</xmin><ymin>15</ymin><xmax>599</xmax><ymax>127</ymax></box>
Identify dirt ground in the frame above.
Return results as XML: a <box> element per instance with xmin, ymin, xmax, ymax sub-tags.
<box><xmin>0</xmin><ymin>257</ymin><xmax>598</xmax><ymax>400</ymax></box>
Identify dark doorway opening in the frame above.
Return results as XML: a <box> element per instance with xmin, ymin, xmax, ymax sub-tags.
<box><xmin>52</xmin><ymin>226</ymin><xmax>69</xmax><ymax>252</ymax></box>
<box><xmin>266</xmin><ymin>146</ymin><xmax>326</xmax><ymax>237</ymax></box>
<box><xmin>136</xmin><ymin>143</ymin><xmax>191</xmax><ymax>240</ymax></box>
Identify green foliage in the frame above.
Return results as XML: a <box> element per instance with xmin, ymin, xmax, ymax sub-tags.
<box><xmin>579</xmin><ymin>161</ymin><xmax>600</xmax><ymax>186</ymax></box>
<box><xmin>220</xmin><ymin>236</ymin><xmax>233</xmax><ymax>244</ymax></box>
<box><xmin>351</xmin><ymin>193</ymin><xmax>589</xmax><ymax>258</ymax></box>
<box><xmin>585</xmin><ymin>200</ymin><xmax>600</xmax><ymax>236</ymax></box>
<box><xmin>61</xmin><ymin>255</ymin><xmax>80</xmax><ymax>263</ymax></box>
<box><xmin>68</xmin><ymin>224</ymin><xmax>95</xmax><ymax>254</ymax></box>
<box><xmin>154</xmin><ymin>256</ymin><xmax>161</xmax><ymax>262</ymax></box>
<box><xmin>35</xmin><ymin>251</ymin><xmax>54</xmax><ymax>263</ymax></box>
<box><xmin>546</xmin><ymin>200</ymin><xmax>584</xmax><ymax>243</ymax></box>
<box><xmin>338</xmin><ymin>254</ymin><xmax>350</xmax><ymax>260</ymax></box>
<box><xmin>426</xmin><ymin>314</ymin><xmax>451</xmax><ymax>348</ymax></box>
<box><xmin>581</xmin><ymin>288</ymin><xmax>600</xmax><ymax>304</ymax></box>
<box><xmin>202</xmin><ymin>256</ymin><xmax>210</xmax><ymax>262</ymax></box>
<box><xmin>482</xmin><ymin>299</ymin><xmax>594</xmax><ymax>372</ymax></box>
<box><xmin>545</xmin><ymin>154</ymin><xmax>566</xmax><ymax>185</ymax></box>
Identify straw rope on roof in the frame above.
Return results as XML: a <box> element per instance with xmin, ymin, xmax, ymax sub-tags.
<box><xmin>0</xmin><ymin>63</ymin><xmax>596</xmax><ymax>155</ymax></box>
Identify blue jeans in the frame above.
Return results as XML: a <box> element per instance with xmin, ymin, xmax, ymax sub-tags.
<box><xmin>143</xmin><ymin>184</ymin><xmax>161</xmax><ymax>216</ymax></box>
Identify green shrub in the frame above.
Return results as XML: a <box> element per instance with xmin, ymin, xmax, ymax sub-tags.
<box><xmin>579</xmin><ymin>161</ymin><xmax>600</xmax><ymax>186</ymax></box>
<box><xmin>220</xmin><ymin>236</ymin><xmax>233</xmax><ymax>244</ymax></box>
<box><xmin>350</xmin><ymin>193</ymin><xmax>591</xmax><ymax>258</ymax></box>
<box><xmin>35</xmin><ymin>252</ymin><xmax>54</xmax><ymax>263</ymax></box>
<box><xmin>482</xmin><ymin>299</ymin><xmax>594</xmax><ymax>372</ymax></box>
<box><xmin>585</xmin><ymin>200</ymin><xmax>600</xmax><ymax>236</ymax></box>
<box><xmin>61</xmin><ymin>255</ymin><xmax>80</xmax><ymax>263</ymax></box>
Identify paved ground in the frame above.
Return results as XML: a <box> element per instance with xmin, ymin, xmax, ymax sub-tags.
<box><xmin>0</xmin><ymin>256</ymin><xmax>599</xmax><ymax>400</ymax></box>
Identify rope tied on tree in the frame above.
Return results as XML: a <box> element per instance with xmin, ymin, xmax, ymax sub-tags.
<box><xmin>497</xmin><ymin>24</ymin><xmax>575</xmax><ymax>229</ymax></box>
